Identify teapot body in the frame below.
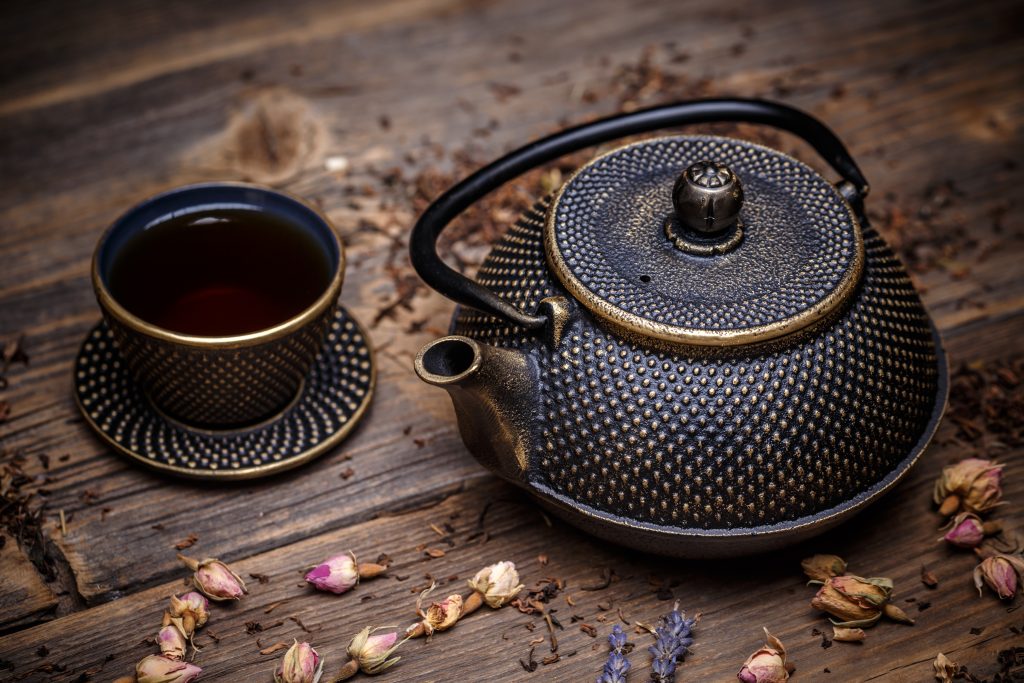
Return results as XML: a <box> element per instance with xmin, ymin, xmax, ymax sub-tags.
<box><xmin>438</xmin><ymin>197</ymin><xmax>945</xmax><ymax>557</ymax></box>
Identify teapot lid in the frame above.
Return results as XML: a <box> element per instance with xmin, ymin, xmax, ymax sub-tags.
<box><xmin>545</xmin><ymin>135</ymin><xmax>864</xmax><ymax>346</ymax></box>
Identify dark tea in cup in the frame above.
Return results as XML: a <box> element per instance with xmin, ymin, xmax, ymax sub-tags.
<box><xmin>92</xmin><ymin>183</ymin><xmax>344</xmax><ymax>426</ymax></box>
<box><xmin>108</xmin><ymin>209</ymin><xmax>332</xmax><ymax>337</ymax></box>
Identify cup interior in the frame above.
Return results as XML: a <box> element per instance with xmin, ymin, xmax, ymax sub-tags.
<box><xmin>94</xmin><ymin>183</ymin><xmax>342</xmax><ymax>339</ymax></box>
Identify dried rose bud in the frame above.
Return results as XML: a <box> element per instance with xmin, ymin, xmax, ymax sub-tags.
<box><xmin>136</xmin><ymin>654</ymin><xmax>202</xmax><ymax>683</ymax></box>
<box><xmin>934</xmin><ymin>653</ymin><xmax>958</xmax><ymax>683</ymax></box>
<box><xmin>177</xmin><ymin>554</ymin><xmax>247</xmax><ymax>601</ymax></box>
<box><xmin>157</xmin><ymin>623</ymin><xmax>188</xmax><ymax>660</ymax></box>
<box><xmin>467</xmin><ymin>561</ymin><xmax>524</xmax><ymax>609</ymax></box>
<box><xmin>933</xmin><ymin>458</ymin><xmax>1003</xmax><ymax>516</ymax></box>
<box><xmin>169</xmin><ymin>591</ymin><xmax>210</xmax><ymax>635</ymax></box>
<box><xmin>419</xmin><ymin>594</ymin><xmax>463</xmax><ymax>636</ymax></box>
<box><xmin>800</xmin><ymin>554</ymin><xmax>847</xmax><ymax>582</ymax></box>
<box><xmin>306</xmin><ymin>552</ymin><xmax>359</xmax><ymax>594</ymax></box>
<box><xmin>963</xmin><ymin>465</ymin><xmax>1004</xmax><ymax>514</ymax></box>
<box><xmin>737</xmin><ymin>628</ymin><xmax>792</xmax><ymax>683</ymax></box>
<box><xmin>274</xmin><ymin>640</ymin><xmax>323</xmax><ymax>683</ymax></box>
<box><xmin>942</xmin><ymin>513</ymin><xmax>986</xmax><ymax>549</ymax></box>
<box><xmin>810</xmin><ymin>575</ymin><xmax>892</xmax><ymax>627</ymax></box>
<box><xmin>345</xmin><ymin>627</ymin><xmax>405</xmax><ymax>675</ymax></box>
<box><xmin>973</xmin><ymin>554</ymin><xmax>1023</xmax><ymax>600</ymax></box>
<box><xmin>831</xmin><ymin>626</ymin><xmax>866</xmax><ymax>643</ymax></box>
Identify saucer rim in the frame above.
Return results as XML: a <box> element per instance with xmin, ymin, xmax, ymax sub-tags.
<box><xmin>73</xmin><ymin>305</ymin><xmax>376</xmax><ymax>480</ymax></box>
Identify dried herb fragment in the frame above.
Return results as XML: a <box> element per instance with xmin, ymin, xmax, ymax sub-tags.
<box><xmin>921</xmin><ymin>566</ymin><xmax>939</xmax><ymax>589</ymax></box>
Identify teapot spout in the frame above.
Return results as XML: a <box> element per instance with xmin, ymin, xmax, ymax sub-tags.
<box><xmin>414</xmin><ymin>335</ymin><xmax>537</xmax><ymax>482</ymax></box>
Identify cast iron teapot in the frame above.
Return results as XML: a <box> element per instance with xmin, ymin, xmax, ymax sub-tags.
<box><xmin>410</xmin><ymin>99</ymin><xmax>947</xmax><ymax>557</ymax></box>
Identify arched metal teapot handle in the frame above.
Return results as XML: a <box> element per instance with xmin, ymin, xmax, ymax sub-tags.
<box><xmin>409</xmin><ymin>98</ymin><xmax>869</xmax><ymax>330</ymax></box>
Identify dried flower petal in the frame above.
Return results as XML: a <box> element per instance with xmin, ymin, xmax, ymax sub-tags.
<box><xmin>274</xmin><ymin>640</ymin><xmax>323</xmax><ymax>683</ymax></box>
<box><xmin>737</xmin><ymin>628</ymin><xmax>790</xmax><ymax>683</ymax></box>
<box><xmin>136</xmin><ymin>654</ymin><xmax>202</xmax><ymax>683</ymax></box>
<box><xmin>346</xmin><ymin>627</ymin><xmax>405</xmax><ymax>675</ymax></box>
<box><xmin>973</xmin><ymin>555</ymin><xmax>1022</xmax><ymax>599</ymax></box>
<box><xmin>831</xmin><ymin>626</ymin><xmax>866</xmax><ymax>642</ymax></box>
<box><xmin>933</xmin><ymin>653</ymin><xmax>957</xmax><ymax>683</ymax></box>
<box><xmin>306</xmin><ymin>553</ymin><xmax>359</xmax><ymax>594</ymax></box>
<box><xmin>467</xmin><ymin>561</ymin><xmax>524</xmax><ymax>609</ymax></box>
<box><xmin>157</xmin><ymin>623</ymin><xmax>188</xmax><ymax>660</ymax></box>
<box><xmin>801</xmin><ymin>554</ymin><xmax>847</xmax><ymax>582</ymax></box>
<box><xmin>177</xmin><ymin>554</ymin><xmax>247</xmax><ymax>601</ymax></box>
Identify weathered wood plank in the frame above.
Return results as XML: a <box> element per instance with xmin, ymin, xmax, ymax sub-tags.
<box><xmin>0</xmin><ymin>430</ymin><xmax>1020</xmax><ymax>681</ymax></box>
<box><xmin>0</xmin><ymin>533</ymin><xmax>58</xmax><ymax>632</ymax></box>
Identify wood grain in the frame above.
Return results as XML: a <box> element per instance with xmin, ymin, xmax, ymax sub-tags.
<box><xmin>0</xmin><ymin>0</ymin><xmax>1022</xmax><ymax>680</ymax></box>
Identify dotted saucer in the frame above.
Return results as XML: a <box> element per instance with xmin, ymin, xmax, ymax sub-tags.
<box><xmin>74</xmin><ymin>307</ymin><xmax>375</xmax><ymax>479</ymax></box>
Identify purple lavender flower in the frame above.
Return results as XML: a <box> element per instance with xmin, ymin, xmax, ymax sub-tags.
<box><xmin>598</xmin><ymin>624</ymin><xmax>632</xmax><ymax>683</ymax></box>
<box><xmin>648</xmin><ymin>608</ymin><xmax>696</xmax><ymax>683</ymax></box>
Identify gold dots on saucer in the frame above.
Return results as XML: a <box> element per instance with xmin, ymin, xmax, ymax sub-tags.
<box><xmin>75</xmin><ymin>307</ymin><xmax>375</xmax><ymax>479</ymax></box>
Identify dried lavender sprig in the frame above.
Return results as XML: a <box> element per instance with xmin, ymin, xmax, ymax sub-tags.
<box><xmin>648</xmin><ymin>606</ymin><xmax>696</xmax><ymax>683</ymax></box>
<box><xmin>597</xmin><ymin>624</ymin><xmax>632</xmax><ymax>683</ymax></box>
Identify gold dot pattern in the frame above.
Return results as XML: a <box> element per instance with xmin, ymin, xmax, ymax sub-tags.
<box><xmin>454</xmin><ymin>198</ymin><xmax>941</xmax><ymax>530</ymax></box>
<box><xmin>75</xmin><ymin>307</ymin><xmax>374</xmax><ymax>477</ymax></box>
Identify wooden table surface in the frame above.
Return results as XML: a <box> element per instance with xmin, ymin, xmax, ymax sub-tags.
<box><xmin>1</xmin><ymin>0</ymin><xmax>1022</xmax><ymax>681</ymax></box>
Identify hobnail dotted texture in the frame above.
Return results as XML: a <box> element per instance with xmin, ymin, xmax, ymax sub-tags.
<box><xmin>550</xmin><ymin>136</ymin><xmax>859</xmax><ymax>333</ymax></box>
<box><xmin>453</xmin><ymin>199</ymin><xmax>940</xmax><ymax>530</ymax></box>
<box><xmin>76</xmin><ymin>308</ymin><xmax>373</xmax><ymax>475</ymax></box>
<box><xmin>106</xmin><ymin>312</ymin><xmax>330</xmax><ymax>426</ymax></box>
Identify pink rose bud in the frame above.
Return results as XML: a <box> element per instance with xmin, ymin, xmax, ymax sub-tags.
<box><xmin>737</xmin><ymin>629</ymin><xmax>791</xmax><ymax>683</ymax></box>
<box><xmin>177</xmin><ymin>554</ymin><xmax>247</xmax><ymax>601</ymax></box>
<box><xmin>274</xmin><ymin>640</ymin><xmax>323</xmax><ymax>683</ymax></box>
<box><xmin>169</xmin><ymin>591</ymin><xmax>210</xmax><ymax>635</ymax></box>
<box><xmin>305</xmin><ymin>553</ymin><xmax>359</xmax><ymax>594</ymax></box>
<box><xmin>157</xmin><ymin>623</ymin><xmax>188</xmax><ymax>660</ymax></box>
<box><xmin>974</xmin><ymin>555</ymin><xmax>1022</xmax><ymax>600</ymax></box>
<box><xmin>346</xmin><ymin>627</ymin><xmax>405</xmax><ymax>675</ymax></box>
<box><xmin>467</xmin><ymin>561</ymin><xmax>524</xmax><ymax>609</ymax></box>
<box><xmin>136</xmin><ymin>654</ymin><xmax>202</xmax><ymax>683</ymax></box>
<box><xmin>942</xmin><ymin>513</ymin><xmax>986</xmax><ymax>549</ymax></box>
